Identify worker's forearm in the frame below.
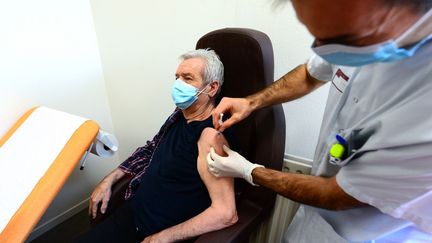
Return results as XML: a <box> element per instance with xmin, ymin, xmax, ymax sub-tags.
<box><xmin>247</xmin><ymin>64</ymin><xmax>324</xmax><ymax>111</ymax></box>
<box><xmin>251</xmin><ymin>167</ymin><xmax>365</xmax><ymax>210</ymax></box>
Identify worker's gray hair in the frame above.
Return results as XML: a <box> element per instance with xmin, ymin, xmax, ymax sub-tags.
<box><xmin>179</xmin><ymin>49</ymin><xmax>224</xmax><ymax>88</ymax></box>
<box><xmin>390</xmin><ymin>0</ymin><xmax>432</xmax><ymax>12</ymax></box>
<box><xmin>272</xmin><ymin>0</ymin><xmax>432</xmax><ymax>12</ymax></box>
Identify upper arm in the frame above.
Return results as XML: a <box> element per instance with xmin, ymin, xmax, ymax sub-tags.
<box><xmin>197</xmin><ymin>128</ymin><xmax>236</xmax><ymax>209</ymax></box>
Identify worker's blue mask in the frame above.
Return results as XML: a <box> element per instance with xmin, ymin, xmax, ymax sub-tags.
<box><xmin>311</xmin><ymin>8</ymin><xmax>432</xmax><ymax>67</ymax></box>
<box><xmin>171</xmin><ymin>79</ymin><xmax>209</xmax><ymax>110</ymax></box>
<box><xmin>312</xmin><ymin>36</ymin><xmax>432</xmax><ymax>67</ymax></box>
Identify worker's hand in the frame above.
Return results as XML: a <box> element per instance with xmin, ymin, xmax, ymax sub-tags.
<box><xmin>88</xmin><ymin>178</ymin><xmax>113</xmax><ymax>219</ymax></box>
<box><xmin>207</xmin><ymin>145</ymin><xmax>264</xmax><ymax>186</ymax></box>
<box><xmin>212</xmin><ymin>97</ymin><xmax>253</xmax><ymax>132</ymax></box>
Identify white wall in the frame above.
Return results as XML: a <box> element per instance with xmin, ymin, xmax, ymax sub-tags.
<box><xmin>90</xmin><ymin>0</ymin><xmax>330</xmax><ymax>161</ymax></box>
<box><xmin>0</xmin><ymin>0</ymin><xmax>119</xmax><ymax>239</ymax></box>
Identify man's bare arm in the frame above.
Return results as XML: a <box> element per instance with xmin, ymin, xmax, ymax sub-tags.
<box><xmin>252</xmin><ymin>167</ymin><xmax>366</xmax><ymax>210</ymax></box>
<box><xmin>143</xmin><ymin>128</ymin><xmax>237</xmax><ymax>242</ymax></box>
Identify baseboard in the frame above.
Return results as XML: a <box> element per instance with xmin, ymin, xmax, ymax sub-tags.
<box><xmin>26</xmin><ymin>197</ymin><xmax>89</xmax><ymax>242</ymax></box>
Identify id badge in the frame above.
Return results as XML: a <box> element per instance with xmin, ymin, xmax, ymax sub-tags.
<box><xmin>331</xmin><ymin>68</ymin><xmax>350</xmax><ymax>93</ymax></box>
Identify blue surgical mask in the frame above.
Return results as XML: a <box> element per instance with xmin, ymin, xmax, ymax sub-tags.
<box><xmin>171</xmin><ymin>79</ymin><xmax>209</xmax><ymax>110</ymax></box>
<box><xmin>312</xmin><ymin>37</ymin><xmax>432</xmax><ymax>67</ymax></box>
<box><xmin>312</xmin><ymin>9</ymin><xmax>432</xmax><ymax>67</ymax></box>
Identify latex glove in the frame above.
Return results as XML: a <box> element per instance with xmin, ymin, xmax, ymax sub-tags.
<box><xmin>207</xmin><ymin>145</ymin><xmax>264</xmax><ymax>186</ymax></box>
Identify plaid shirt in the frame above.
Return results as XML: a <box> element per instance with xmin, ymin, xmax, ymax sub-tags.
<box><xmin>119</xmin><ymin>109</ymin><xmax>182</xmax><ymax>200</ymax></box>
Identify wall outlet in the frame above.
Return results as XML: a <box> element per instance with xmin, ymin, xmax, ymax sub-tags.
<box><xmin>283</xmin><ymin>155</ymin><xmax>312</xmax><ymax>175</ymax></box>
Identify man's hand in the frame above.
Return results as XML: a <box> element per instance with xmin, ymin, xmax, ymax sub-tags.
<box><xmin>207</xmin><ymin>145</ymin><xmax>263</xmax><ymax>185</ymax></box>
<box><xmin>88</xmin><ymin>168</ymin><xmax>125</xmax><ymax>219</ymax></box>
<box><xmin>212</xmin><ymin>97</ymin><xmax>253</xmax><ymax>132</ymax></box>
<box><xmin>88</xmin><ymin>179</ymin><xmax>113</xmax><ymax>219</ymax></box>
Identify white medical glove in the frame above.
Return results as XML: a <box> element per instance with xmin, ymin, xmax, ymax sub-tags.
<box><xmin>207</xmin><ymin>145</ymin><xmax>264</xmax><ymax>186</ymax></box>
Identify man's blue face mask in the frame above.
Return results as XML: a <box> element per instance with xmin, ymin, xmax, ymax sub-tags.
<box><xmin>171</xmin><ymin>79</ymin><xmax>209</xmax><ymax>110</ymax></box>
<box><xmin>312</xmin><ymin>36</ymin><xmax>432</xmax><ymax>67</ymax></box>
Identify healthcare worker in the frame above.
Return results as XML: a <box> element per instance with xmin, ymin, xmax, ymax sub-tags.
<box><xmin>206</xmin><ymin>0</ymin><xmax>432</xmax><ymax>242</ymax></box>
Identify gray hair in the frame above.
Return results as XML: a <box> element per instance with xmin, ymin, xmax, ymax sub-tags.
<box><xmin>272</xmin><ymin>0</ymin><xmax>432</xmax><ymax>12</ymax></box>
<box><xmin>389</xmin><ymin>0</ymin><xmax>432</xmax><ymax>12</ymax></box>
<box><xmin>179</xmin><ymin>49</ymin><xmax>224</xmax><ymax>87</ymax></box>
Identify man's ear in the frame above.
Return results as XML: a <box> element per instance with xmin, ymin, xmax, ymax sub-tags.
<box><xmin>208</xmin><ymin>81</ymin><xmax>220</xmax><ymax>98</ymax></box>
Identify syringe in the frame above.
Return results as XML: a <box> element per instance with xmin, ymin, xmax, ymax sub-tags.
<box><xmin>217</xmin><ymin>113</ymin><xmax>224</xmax><ymax>135</ymax></box>
<box><xmin>218</xmin><ymin>113</ymin><xmax>224</xmax><ymax>126</ymax></box>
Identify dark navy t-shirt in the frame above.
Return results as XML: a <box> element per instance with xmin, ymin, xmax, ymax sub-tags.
<box><xmin>130</xmin><ymin>114</ymin><xmax>236</xmax><ymax>236</ymax></box>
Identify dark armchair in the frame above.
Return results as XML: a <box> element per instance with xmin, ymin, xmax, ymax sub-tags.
<box><xmin>91</xmin><ymin>28</ymin><xmax>286</xmax><ymax>242</ymax></box>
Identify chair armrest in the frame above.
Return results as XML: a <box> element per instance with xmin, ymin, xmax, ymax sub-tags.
<box><xmin>90</xmin><ymin>174</ymin><xmax>132</xmax><ymax>227</ymax></box>
<box><xmin>194</xmin><ymin>200</ymin><xmax>264</xmax><ymax>243</ymax></box>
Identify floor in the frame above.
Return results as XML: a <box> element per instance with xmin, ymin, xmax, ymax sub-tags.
<box><xmin>30</xmin><ymin>209</ymin><xmax>90</xmax><ymax>243</ymax></box>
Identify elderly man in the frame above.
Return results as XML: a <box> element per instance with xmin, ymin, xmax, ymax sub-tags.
<box><xmin>207</xmin><ymin>0</ymin><xmax>432</xmax><ymax>242</ymax></box>
<box><xmin>76</xmin><ymin>49</ymin><xmax>238</xmax><ymax>243</ymax></box>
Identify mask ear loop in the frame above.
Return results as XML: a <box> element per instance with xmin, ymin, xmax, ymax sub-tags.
<box><xmin>196</xmin><ymin>81</ymin><xmax>216</xmax><ymax>96</ymax></box>
<box><xmin>188</xmin><ymin>82</ymin><xmax>216</xmax><ymax>112</ymax></box>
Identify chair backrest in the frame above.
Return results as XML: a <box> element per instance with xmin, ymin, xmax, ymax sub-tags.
<box><xmin>196</xmin><ymin>28</ymin><xmax>286</xmax><ymax>213</ymax></box>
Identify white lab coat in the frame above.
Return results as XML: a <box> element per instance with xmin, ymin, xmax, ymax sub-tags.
<box><xmin>285</xmin><ymin>11</ymin><xmax>432</xmax><ymax>243</ymax></box>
